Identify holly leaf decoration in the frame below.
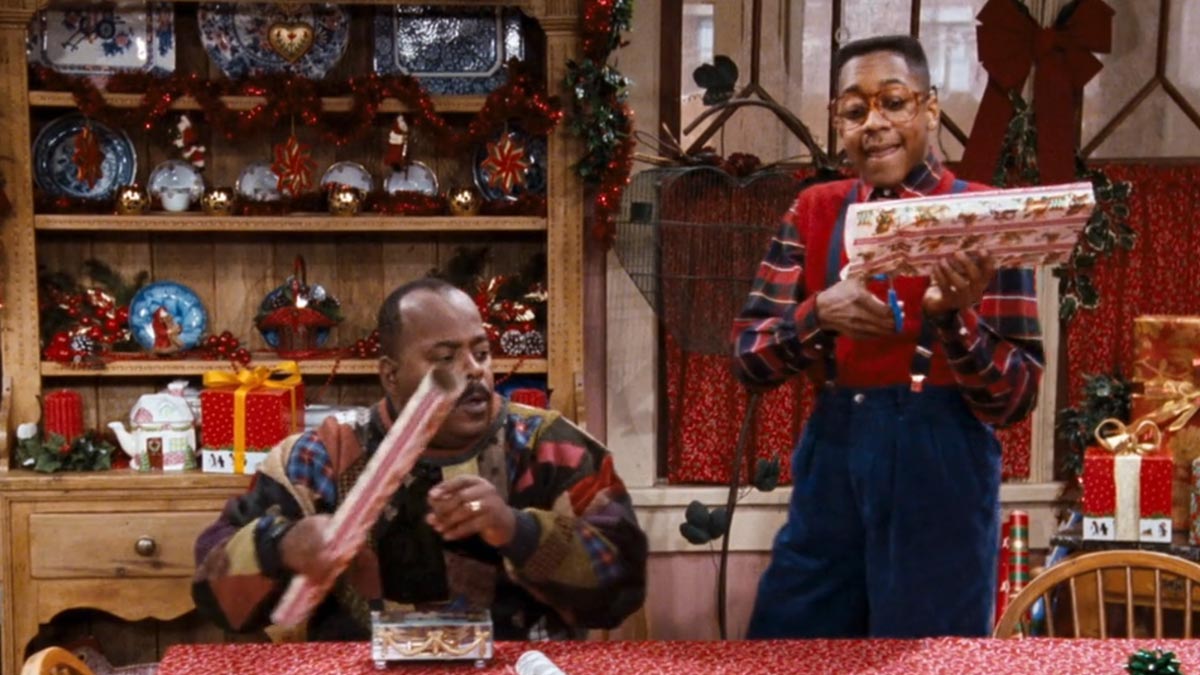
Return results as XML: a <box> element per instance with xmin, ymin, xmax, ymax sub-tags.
<box><xmin>72</xmin><ymin>126</ymin><xmax>105</xmax><ymax>189</ymax></box>
<box><xmin>271</xmin><ymin>135</ymin><xmax>316</xmax><ymax>197</ymax></box>
<box><xmin>1126</xmin><ymin>649</ymin><xmax>1183</xmax><ymax>675</ymax></box>
<box><xmin>753</xmin><ymin>456</ymin><xmax>781</xmax><ymax>492</ymax></box>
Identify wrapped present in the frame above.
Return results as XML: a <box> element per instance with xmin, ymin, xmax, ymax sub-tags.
<box><xmin>1133</xmin><ymin>385</ymin><xmax>1200</xmax><ymax>531</ymax></box>
<box><xmin>199</xmin><ymin>362</ymin><xmax>304</xmax><ymax>474</ymax></box>
<box><xmin>1082</xmin><ymin>418</ymin><xmax>1172</xmax><ymax>543</ymax></box>
<box><xmin>1133</xmin><ymin>316</ymin><xmax>1200</xmax><ymax>386</ymax></box>
<box><xmin>845</xmin><ymin>182</ymin><xmax>1095</xmax><ymax>277</ymax></box>
<box><xmin>1192</xmin><ymin>457</ymin><xmax>1200</xmax><ymax>546</ymax></box>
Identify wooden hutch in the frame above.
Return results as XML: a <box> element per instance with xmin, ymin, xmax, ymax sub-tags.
<box><xmin>0</xmin><ymin>1</ymin><xmax>587</xmax><ymax>671</ymax></box>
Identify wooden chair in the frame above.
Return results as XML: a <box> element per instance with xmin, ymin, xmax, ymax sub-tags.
<box><xmin>20</xmin><ymin>647</ymin><xmax>96</xmax><ymax>675</ymax></box>
<box><xmin>994</xmin><ymin>550</ymin><xmax>1200</xmax><ymax>638</ymax></box>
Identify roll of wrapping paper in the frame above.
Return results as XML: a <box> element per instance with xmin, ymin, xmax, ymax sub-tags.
<box><xmin>995</xmin><ymin>520</ymin><xmax>1012</xmax><ymax>625</ymax></box>
<box><xmin>1009</xmin><ymin>511</ymin><xmax>1030</xmax><ymax>595</ymax></box>
<box><xmin>270</xmin><ymin>368</ymin><xmax>463</xmax><ymax>628</ymax></box>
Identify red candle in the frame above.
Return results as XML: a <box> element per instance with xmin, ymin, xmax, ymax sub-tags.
<box><xmin>43</xmin><ymin>389</ymin><xmax>83</xmax><ymax>442</ymax></box>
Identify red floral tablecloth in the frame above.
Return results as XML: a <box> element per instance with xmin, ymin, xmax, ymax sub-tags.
<box><xmin>158</xmin><ymin>638</ymin><xmax>1200</xmax><ymax>674</ymax></box>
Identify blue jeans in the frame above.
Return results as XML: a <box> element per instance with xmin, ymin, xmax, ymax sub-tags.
<box><xmin>747</xmin><ymin>385</ymin><xmax>1001</xmax><ymax>638</ymax></box>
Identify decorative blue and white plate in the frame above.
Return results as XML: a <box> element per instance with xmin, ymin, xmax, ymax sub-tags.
<box><xmin>320</xmin><ymin>161</ymin><xmax>373</xmax><ymax>192</ymax></box>
<box><xmin>236</xmin><ymin>161</ymin><xmax>282</xmax><ymax>202</ymax></box>
<box><xmin>149</xmin><ymin>159</ymin><xmax>205</xmax><ymax>199</ymax></box>
<box><xmin>385</xmin><ymin>162</ymin><xmax>439</xmax><ymax>196</ymax></box>
<box><xmin>473</xmin><ymin>129</ymin><xmax>547</xmax><ymax>202</ymax></box>
<box><xmin>27</xmin><ymin>3</ymin><xmax>175</xmax><ymax>77</ymax></box>
<box><xmin>33</xmin><ymin>114</ymin><xmax>137</xmax><ymax>200</ymax></box>
<box><xmin>373</xmin><ymin>6</ymin><xmax>525</xmax><ymax>94</ymax></box>
<box><xmin>198</xmin><ymin>3</ymin><xmax>349</xmax><ymax>80</ymax></box>
<box><xmin>128</xmin><ymin>281</ymin><xmax>209</xmax><ymax>352</ymax></box>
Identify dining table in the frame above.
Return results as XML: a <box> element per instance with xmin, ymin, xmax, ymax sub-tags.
<box><xmin>157</xmin><ymin>636</ymin><xmax>1200</xmax><ymax>674</ymax></box>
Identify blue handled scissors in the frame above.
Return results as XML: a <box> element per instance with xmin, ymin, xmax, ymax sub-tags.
<box><xmin>871</xmin><ymin>274</ymin><xmax>904</xmax><ymax>333</ymax></box>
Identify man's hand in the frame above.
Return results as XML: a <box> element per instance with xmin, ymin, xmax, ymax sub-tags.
<box><xmin>427</xmin><ymin>475</ymin><xmax>516</xmax><ymax>547</ymax></box>
<box><xmin>922</xmin><ymin>251</ymin><xmax>995</xmax><ymax>318</ymax></box>
<box><xmin>279</xmin><ymin>515</ymin><xmax>340</xmax><ymax>581</ymax></box>
<box><xmin>815</xmin><ymin>276</ymin><xmax>895</xmax><ymax>340</ymax></box>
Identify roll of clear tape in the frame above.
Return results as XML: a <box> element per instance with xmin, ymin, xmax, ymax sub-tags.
<box><xmin>515</xmin><ymin>650</ymin><xmax>567</xmax><ymax>675</ymax></box>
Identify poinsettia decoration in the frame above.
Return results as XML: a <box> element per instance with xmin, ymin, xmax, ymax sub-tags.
<box><xmin>272</xmin><ymin>134</ymin><xmax>315</xmax><ymax>196</ymax></box>
<box><xmin>73</xmin><ymin>124</ymin><xmax>104</xmax><ymax>189</ymax></box>
<box><xmin>39</xmin><ymin>259</ymin><xmax>147</xmax><ymax>363</ymax></box>
<box><xmin>433</xmin><ymin>246</ymin><xmax>547</xmax><ymax>357</ymax></box>
<box><xmin>481</xmin><ymin>133</ymin><xmax>531</xmax><ymax>195</ymax></box>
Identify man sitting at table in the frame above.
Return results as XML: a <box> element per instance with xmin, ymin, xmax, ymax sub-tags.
<box><xmin>192</xmin><ymin>278</ymin><xmax>648</xmax><ymax>641</ymax></box>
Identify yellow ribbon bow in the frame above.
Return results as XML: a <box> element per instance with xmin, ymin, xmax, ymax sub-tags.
<box><xmin>1094</xmin><ymin>417</ymin><xmax>1163</xmax><ymax>456</ymax></box>
<box><xmin>1137</xmin><ymin>378</ymin><xmax>1200</xmax><ymax>433</ymax></box>
<box><xmin>203</xmin><ymin>361</ymin><xmax>303</xmax><ymax>473</ymax></box>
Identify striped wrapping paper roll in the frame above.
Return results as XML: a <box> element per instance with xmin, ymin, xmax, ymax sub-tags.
<box><xmin>1009</xmin><ymin>510</ymin><xmax>1030</xmax><ymax>595</ymax></box>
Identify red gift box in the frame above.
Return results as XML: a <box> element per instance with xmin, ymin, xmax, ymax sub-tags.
<box><xmin>200</xmin><ymin>363</ymin><xmax>304</xmax><ymax>473</ymax></box>
<box><xmin>1082</xmin><ymin>420</ymin><xmax>1172</xmax><ymax>543</ymax></box>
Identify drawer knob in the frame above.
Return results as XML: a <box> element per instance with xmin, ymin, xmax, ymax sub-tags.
<box><xmin>135</xmin><ymin>536</ymin><xmax>157</xmax><ymax>557</ymax></box>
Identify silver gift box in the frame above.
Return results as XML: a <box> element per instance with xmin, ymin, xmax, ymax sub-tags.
<box><xmin>370</xmin><ymin>608</ymin><xmax>494</xmax><ymax>669</ymax></box>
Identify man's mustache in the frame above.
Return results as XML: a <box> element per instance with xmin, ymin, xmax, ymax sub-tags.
<box><xmin>456</xmin><ymin>381</ymin><xmax>491</xmax><ymax>404</ymax></box>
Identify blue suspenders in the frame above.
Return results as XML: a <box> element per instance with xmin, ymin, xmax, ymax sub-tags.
<box><xmin>820</xmin><ymin>178</ymin><xmax>969</xmax><ymax>390</ymax></box>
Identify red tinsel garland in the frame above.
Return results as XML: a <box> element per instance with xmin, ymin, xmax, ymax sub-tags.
<box><xmin>33</xmin><ymin>63</ymin><xmax>562</xmax><ymax>155</ymax></box>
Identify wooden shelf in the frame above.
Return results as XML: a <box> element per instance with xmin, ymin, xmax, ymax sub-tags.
<box><xmin>28</xmin><ymin>90</ymin><xmax>490</xmax><ymax>114</ymax></box>
<box><xmin>35</xmin><ymin>214</ymin><xmax>547</xmax><ymax>233</ymax></box>
<box><xmin>0</xmin><ymin>468</ymin><xmax>252</xmax><ymax>492</ymax></box>
<box><xmin>40</xmin><ymin>357</ymin><xmax>546</xmax><ymax>378</ymax></box>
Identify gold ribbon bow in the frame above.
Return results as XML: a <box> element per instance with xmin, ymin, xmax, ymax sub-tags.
<box><xmin>203</xmin><ymin>361</ymin><xmax>302</xmax><ymax>473</ymax></box>
<box><xmin>1094</xmin><ymin>417</ymin><xmax>1162</xmax><ymax>455</ymax></box>
<box><xmin>1137</xmin><ymin>378</ymin><xmax>1200</xmax><ymax>433</ymax></box>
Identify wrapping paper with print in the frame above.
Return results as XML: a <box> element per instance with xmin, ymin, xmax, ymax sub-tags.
<box><xmin>843</xmin><ymin>182</ymin><xmax>1095</xmax><ymax>277</ymax></box>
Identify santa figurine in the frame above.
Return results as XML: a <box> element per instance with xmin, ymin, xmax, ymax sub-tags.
<box><xmin>384</xmin><ymin>115</ymin><xmax>409</xmax><ymax>169</ymax></box>
<box><xmin>151</xmin><ymin>306</ymin><xmax>184</xmax><ymax>355</ymax></box>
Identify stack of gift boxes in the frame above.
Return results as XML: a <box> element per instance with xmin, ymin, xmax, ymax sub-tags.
<box><xmin>1082</xmin><ymin>316</ymin><xmax>1200</xmax><ymax>544</ymax></box>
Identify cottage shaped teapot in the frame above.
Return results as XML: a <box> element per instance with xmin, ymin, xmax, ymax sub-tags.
<box><xmin>108</xmin><ymin>381</ymin><xmax>196</xmax><ymax>471</ymax></box>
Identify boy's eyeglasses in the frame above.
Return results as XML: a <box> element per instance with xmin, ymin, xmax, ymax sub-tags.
<box><xmin>830</xmin><ymin>85</ymin><xmax>936</xmax><ymax>130</ymax></box>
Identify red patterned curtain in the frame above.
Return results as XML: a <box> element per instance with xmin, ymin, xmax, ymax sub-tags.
<box><xmin>1066</xmin><ymin>164</ymin><xmax>1200</xmax><ymax>404</ymax></box>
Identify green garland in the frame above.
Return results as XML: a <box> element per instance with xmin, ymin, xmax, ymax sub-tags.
<box><xmin>565</xmin><ymin>0</ymin><xmax>636</xmax><ymax>246</ymax></box>
<box><xmin>17</xmin><ymin>431</ymin><xmax>114</xmax><ymax>473</ymax></box>
<box><xmin>990</xmin><ymin>92</ymin><xmax>1135</xmax><ymax>322</ymax></box>
<box><xmin>1056</xmin><ymin>372</ymin><xmax>1132</xmax><ymax>479</ymax></box>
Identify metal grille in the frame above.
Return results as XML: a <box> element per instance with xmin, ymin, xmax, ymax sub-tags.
<box><xmin>614</xmin><ymin>166</ymin><xmax>804</xmax><ymax>355</ymax></box>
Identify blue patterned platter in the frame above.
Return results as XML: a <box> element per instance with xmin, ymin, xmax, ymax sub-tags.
<box><xmin>236</xmin><ymin>161</ymin><xmax>282</xmax><ymax>202</ymax></box>
<box><xmin>198</xmin><ymin>3</ymin><xmax>349</xmax><ymax>80</ymax></box>
<box><xmin>373</xmin><ymin>6</ymin><xmax>525</xmax><ymax>95</ymax></box>
<box><xmin>474</xmin><ymin>129</ymin><xmax>547</xmax><ymax>202</ymax></box>
<box><xmin>28</xmin><ymin>3</ymin><xmax>175</xmax><ymax>77</ymax></box>
<box><xmin>321</xmin><ymin>161</ymin><xmax>373</xmax><ymax>193</ymax></box>
<box><xmin>385</xmin><ymin>162</ymin><xmax>439</xmax><ymax>197</ymax></box>
<box><xmin>128</xmin><ymin>281</ymin><xmax>209</xmax><ymax>353</ymax></box>
<box><xmin>33</xmin><ymin>114</ymin><xmax>137</xmax><ymax>200</ymax></box>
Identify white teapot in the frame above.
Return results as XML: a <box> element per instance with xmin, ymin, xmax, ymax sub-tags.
<box><xmin>108</xmin><ymin>381</ymin><xmax>196</xmax><ymax>471</ymax></box>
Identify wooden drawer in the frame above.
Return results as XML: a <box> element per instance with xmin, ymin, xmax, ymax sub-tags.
<box><xmin>29</xmin><ymin>511</ymin><xmax>217</xmax><ymax>579</ymax></box>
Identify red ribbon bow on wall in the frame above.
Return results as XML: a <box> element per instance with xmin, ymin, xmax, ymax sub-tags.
<box><xmin>959</xmin><ymin>0</ymin><xmax>1113</xmax><ymax>184</ymax></box>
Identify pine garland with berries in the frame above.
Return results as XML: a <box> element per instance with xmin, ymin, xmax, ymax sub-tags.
<box><xmin>565</xmin><ymin>0</ymin><xmax>635</xmax><ymax>247</ymax></box>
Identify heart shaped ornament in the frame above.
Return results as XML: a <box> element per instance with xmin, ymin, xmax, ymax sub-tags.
<box><xmin>267</xmin><ymin>21</ymin><xmax>314</xmax><ymax>63</ymax></box>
